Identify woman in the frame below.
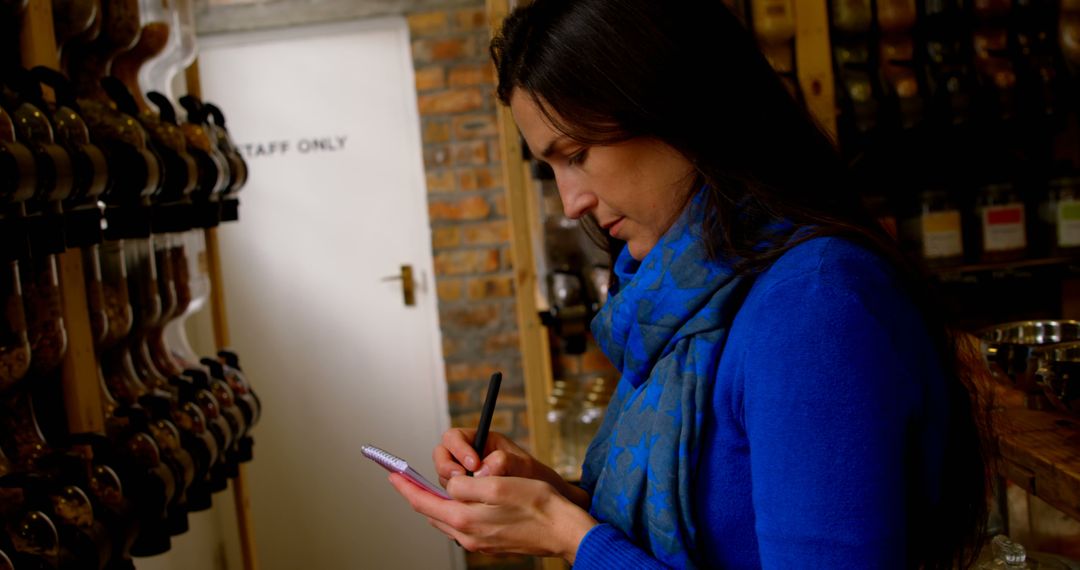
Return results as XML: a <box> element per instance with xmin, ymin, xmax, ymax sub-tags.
<box><xmin>389</xmin><ymin>0</ymin><xmax>989</xmax><ymax>568</ymax></box>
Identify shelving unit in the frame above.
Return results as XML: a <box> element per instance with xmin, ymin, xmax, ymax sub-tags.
<box><xmin>19</xmin><ymin>0</ymin><xmax>105</xmax><ymax>442</ymax></box>
<box><xmin>488</xmin><ymin>0</ymin><xmax>1080</xmax><ymax>564</ymax></box>
<box><xmin>15</xmin><ymin>2</ymin><xmax>258</xmax><ymax>568</ymax></box>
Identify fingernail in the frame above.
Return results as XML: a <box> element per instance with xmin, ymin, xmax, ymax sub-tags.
<box><xmin>464</xmin><ymin>457</ymin><xmax>476</xmax><ymax>470</ymax></box>
<box><xmin>475</xmin><ymin>467</ymin><xmax>489</xmax><ymax>477</ymax></box>
<box><xmin>449</xmin><ymin>470</ymin><xmax>463</xmax><ymax>478</ymax></box>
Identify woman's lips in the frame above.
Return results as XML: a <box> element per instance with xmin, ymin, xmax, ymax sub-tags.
<box><xmin>603</xmin><ymin>217</ymin><xmax>625</xmax><ymax>238</ymax></box>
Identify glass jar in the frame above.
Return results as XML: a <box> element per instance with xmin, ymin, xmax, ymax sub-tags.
<box><xmin>973</xmin><ymin>0</ymin><xmax>1012</xmax><ymax>20</ymax></box>
<box><xmin>877</xmin><ymin>0</ymin><xmax>916</xmax><ymax>33</ymax></box>
<box><xmin>576</xmin><ymin>376</ymin><xmax>615</xmax><ymax>459</ymax></box>
<box><xmin>151</xmin><ymin>233</ymin><xmax>185</xmax><ymax>377</ymax></box>
<box><xmin>163</xmin><ymin>230</ymin><xmax>209</xmax><ymax>368</ymax></box>
<box><xmin>0</xmin><ymin>259</ymin><xmax>31</xmax><ymax>393</ymax></box>
<box><xmin>99</xmin><ymin>240</ymin><xmax>145</xmax><ymax>406</ymax></box>
<box><xmin>1046</xmin><ymin>177</ymin><xmax>1080</xmax><ymax>254</ymax></box>
<box><xmin>753</xmin><ymin>0</ymin><xmax>795</xmax><ymax>73</ymax></box>
<box><xmin>7</xmin><ymin>510</ymin><xmax>60</xmax><ymax>567</ymax></box>
<box><xmin>20</xmin><ymin>253</ymin><xmax>67</xmax><ymax>375</ymax></box>
<box><xmin>975</xmin><ymin>534</ymin><xmax>1073</xmax><ymax>569</ymax></box>
<box><xmin>977</xmin><ymin>183</ymin><xmax>1028</xmax><ymax>262</ymax></box>
<box><xmin>830</xmin><ymin>0</ymin><xmax>872</xmax><ymax>35</ymax></box>
<box><xmin>547</xmin><ymin>381</ymin><xmax>581</xmax><ymax>480</ymax></box>
<box><xmin>81</xmin><ymin>245</ymin><xmax>109</xmax><ymax>347</ymax></box>
<box><xmin>973</xmin><ymin>27</ymin><xmax>1018</xmax><ymax>118</ymax></box>
<box><xmin>753</xmin><ymin>0</ymin><xmax>796</xmax><ymax>42</ymax></box>
<box><xmin>905</xmin><ymin>190</ymin><xmax>964</xmax><ymax>266</ymax></box>
<box><xmin>1062</xmin><ymin>12</ymin><xmax>1080</xmax><ymax>73</ymax></box>
<box><xmin>123</xmin><ymin>237</ymin><xmax>200</xmax><ymax>532</ymax></box>
<box><xmin>98</xmin><ymin>240</ymin><xmax>134</xmax><ymax>351</ymax></box>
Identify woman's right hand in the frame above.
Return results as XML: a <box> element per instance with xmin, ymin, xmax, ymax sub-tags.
<box><xmin>433</xmin><ymin>428</ymin><xmax>590</xmax><ymax>510</ymax></box>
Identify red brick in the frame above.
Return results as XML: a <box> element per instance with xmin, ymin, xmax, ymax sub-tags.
<box><xmin>426</xmin><ymin>170</ymin><xmax>455</xmax><ymax>194</ymax></box>
<box><xmin>433</xmin><ymin>248</ymin><xmax>500</xmax><ymax>276</ymax></box>
<box><xmin>423</xmin><ymin>145</ymin><xmax>450</xmax><ymax>169</ymax></box>
<box><xmin>461</xmin><ymin>220</ymin><xmax>510</xmax><ymax>245</ymax></box>
<box><xmin>500</xmin><ymin>246</ymin><xmax>514</xmax><ymax>270</ymax></box>
<box><xmin>457</xmin><ymin>166</ymin><xmax>501</xmax><ymax>191</ymax></box>
<box><xmin>446</xmin><ymin>386</ymin><xmax>472</xmax><ymax>409</ymax></box>
<box><xmin>484</xmin><ymin>331</ymin><xmax>520</xmax><ymax>353</ymax></box>
<box><xmin>414</xmin><ymin>66</ymin><xmax>445</xmax><ymax>92</ymax></box>
<box><xmin>467</xmin><ymin>275</ymin><xmax>514</xmax><ymax>300</ymax></box>
<box><xmin>422</xmin><ymin>119</ymin><xmax>451</xmax><ymax>143</ymax></box>
<box><xmin>496</xmin><ymin>390</ymin><xmax>527</xmax><ymax>408</ymax></box>
<box><xmin>442</xmin><ymin>337</ymin><xmax>463</xmax><ymax>359</ymax></box>
<box><xmin>487</xmin><ymin>139</ymin><xmax>503</xmax><ymax>163</ymax></box>
<box><xmin>436</xmin><ymin>278</ymin><xmax>463</xmax><ymax>301</ymax></box>
<box><xmin>412</xmin><ymin>37</ymin><xmax>478</xmax><ymax>64</ymax></box>
<box><xmin>430</xmin><ymin>226</ymin><xmax>460</xmax><ymax>249</ymax></box>
<box><xmin>446</xmin><ymin>361</ymin><xmax>502</xmax><ymax>383</ymax></box>
<box><xmin>453</xmin><ymin>8</ymin><xmax>488</xmax><ymax>31</ymax></box>
<box><xmin>515</xmin><ymin>410</ymin><xmax>533</xmax><ymax>437</ymax></box>
<box><xmin>448</xmin><ymin>63</ymin><xmax>495</xmax><ymax>87</ymax></box>
<box><xmin>429</xmin><ymin>196</ymin><xmax>491</xmax><ymax>222</ymax></box>
<box><xmin>452</xmin><ymin>114</ymin><xmax>498</xmax><ymax>139</ymax></box>
<box><xmin>406</xmin><ymin>11</ymin><xmax>449</xmax><ymax>37</ymax></box>
<box><xmin>417</xmin><ymin>88</ymin><xmax>484</xmax><ymax>115</ymax></box>
<box><xmin>451</xmin><ymin>410</ymin><xmax>513</xmax><ymax>431</ymax></box>
<box><xmin>441</xmin><ymin>304</ymin><xmax>500</xmax><ymax>328</ymax></box>
<box><xmin>452</xmin><ymin>140</ymin><xmax>489</xmax><ymax>166</ymax></box>
<box><xmin>492</xmin><ymin>193</ymin><xmax>508</xmax><ymax>217</ymax></box>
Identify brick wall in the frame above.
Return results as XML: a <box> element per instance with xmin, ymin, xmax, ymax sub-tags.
<box><xmin>407</xmin><ymin>9</ymin><xmax>537</xmax><ymax>569</ymax></box>
<box><xmin>406</xmin><ymin>4</ymin><xmax>530</xmax><ymax>446</ymax></box>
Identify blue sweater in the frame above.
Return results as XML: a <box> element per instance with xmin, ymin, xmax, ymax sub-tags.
<box><xmin>573</xmin><ymin>237</ymin><xmax>947</xmax><ymax>568</ymax></box>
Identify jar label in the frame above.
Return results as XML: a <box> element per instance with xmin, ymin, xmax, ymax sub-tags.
<box><xmin>921</xmin><ymin>210</ymin><xmax>962</xmax><ymax>258</ymax></box>
<box><xmin>982</xmin><ymin>203</ymin><xmax>1026</xmax><ymax>252</ymax></box>
<box><xmin>1058</xmin><ymin>200</ymin><xmax>1080</xmax><ymax>247</ymax></box>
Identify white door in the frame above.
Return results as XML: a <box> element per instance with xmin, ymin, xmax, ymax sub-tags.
<box><xmin>196</xmin><ymin>18</ymin><xmax>458</xmax><ymax>570</ymax></box>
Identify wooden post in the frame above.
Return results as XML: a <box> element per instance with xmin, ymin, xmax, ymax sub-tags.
<box><xmin>793</xmin><ymin>0</ymin><xmax>838</xmax><ymax>139</ymax></box>
<box><xmin>487</xmin><ymin>3</ymin><xmax>567</xmax><ymax>569</ymax></box>
<box><xmin>20</xmin><ymin>0</ymin><xmax>105</xmax><ymax>436</ymax></box>
<box><xmin>184</xmin><ymin>60</ymin><xmax>260</xmax><ymax>570</ymax></box>
<box><xmin>487</xmin><ymin>0</ymin><xmax>556</xmax><ymax>468</ymax></box>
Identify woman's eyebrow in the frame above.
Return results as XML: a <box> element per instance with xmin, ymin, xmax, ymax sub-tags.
<box><xmin>539</xmin><ymin>135</ymin><xmax>570</xmax><ymax>159</ymax></box>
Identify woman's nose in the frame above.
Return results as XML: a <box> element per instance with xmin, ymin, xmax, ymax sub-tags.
<box><xmin>556</xmin><ymin>177</ymin><xmax>597</xmax><ymax>220</ymax></box>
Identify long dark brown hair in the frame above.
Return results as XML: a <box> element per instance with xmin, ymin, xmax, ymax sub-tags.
<box><xmin>492</xmin><ymin>1</ymin><xmax>990</xmax><ymax>568</ymax></box>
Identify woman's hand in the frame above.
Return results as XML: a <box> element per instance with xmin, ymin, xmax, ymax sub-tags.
<box><xmin>433</xmin><ymin>429</ymin><xmax>590</xmax><ymax>510</ymax></box>
<box><xmin>389</xmin><ymin>473</ymin><xmax>597</xmax><ymax>563</ymax></box>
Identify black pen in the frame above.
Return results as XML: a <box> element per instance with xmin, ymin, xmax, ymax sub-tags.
<box><xmin>468</xmin><ymin>371</ymin><xmax>502</xmax><ymax>476</ymax></box>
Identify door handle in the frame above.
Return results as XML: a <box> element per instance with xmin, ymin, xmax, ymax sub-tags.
<box><xmin>380</xmin><ymin>264</ymin><xmax>416</xmax><ymax>307</ymax></box>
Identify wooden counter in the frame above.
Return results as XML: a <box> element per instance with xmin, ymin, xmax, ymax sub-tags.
<box><xmin>992</xmin><ymin>390</ymin><xmax>1080</xmax><ymax>522</ymax></box>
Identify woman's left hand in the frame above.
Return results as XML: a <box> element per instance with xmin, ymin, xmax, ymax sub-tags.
<box><xmin>388</xmin><ymin>473</ymin><xmax>598</xmax><ymax>563</ymax></box>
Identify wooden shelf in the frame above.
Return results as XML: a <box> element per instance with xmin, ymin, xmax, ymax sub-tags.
<box><xmin>931</xmin><ymin>255</ymin><xmax>1080</xmax><ymax>282</ymax></box>
<box><xmin>992</xmin><ymin>389</ymin><xmax>1080</xmax><ymax>522</ymax></box>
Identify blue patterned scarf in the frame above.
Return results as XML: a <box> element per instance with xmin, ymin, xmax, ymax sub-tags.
<box><xmin>580</xmin><ymin>190</ymin><xmax>754</xmax><ymax>568</ymax></box>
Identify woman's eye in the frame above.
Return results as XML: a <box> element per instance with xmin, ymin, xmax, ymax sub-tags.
<box><xmin>567</xmin><ymin>149</ymin><xmax>588</xmax><ymax>167</ymax></box>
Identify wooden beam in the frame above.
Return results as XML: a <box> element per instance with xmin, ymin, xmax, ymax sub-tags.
<box><xmin>187</xmin><ymin>56</ymin><xmax>259</xmax><ymax>570</ymax></box>
<box><xmin>488</xmin><ymin>3</ymin><xmax>566</xmax><ymax>569</ymax></box>
<box><xmin>793</xmin><ymin>0</ymin><xmax>838</xmax><ymax>140</ymax></box>
<box><xmin>21</xmin><ymin>0</ymin><xmax>105</xmax><ymax>436</ymax></box>
<box><xmin>487</xmin><ymin>0</ymin><xmax>555</xmax><ymax>466</ymax></box>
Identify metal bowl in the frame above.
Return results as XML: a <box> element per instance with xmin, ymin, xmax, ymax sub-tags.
<box><xmin>1033</xmin><ymin>342</ymin><xmax>1080</xmax><ymax>415</ymax></box>
<box><xmin>979</xmin><ymin>320</ymin><xmax>1080</xmax><ymax>391</ymax></box>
